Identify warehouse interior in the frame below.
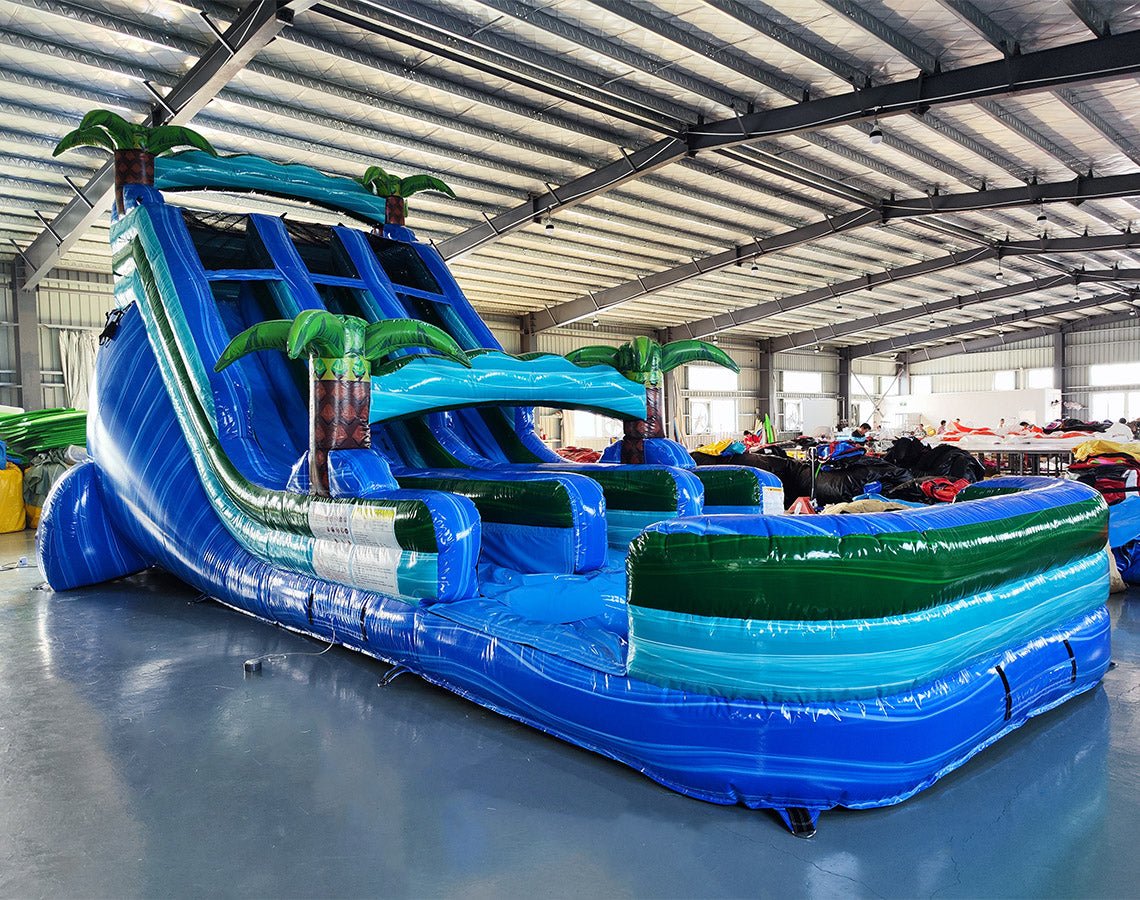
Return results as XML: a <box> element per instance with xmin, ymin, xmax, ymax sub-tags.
<box><xmin>2</xmin><ymin>0</ymin><xmax>1140</xmax><ymax>896</ymax></box>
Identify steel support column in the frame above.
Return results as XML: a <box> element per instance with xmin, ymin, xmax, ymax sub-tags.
<box><xmin>519</xmin><ymin>317</ymin><xmax>539</xmax><ymax>354</ymax></box>
<box><xmin>896</xmin><ymin>358</ymin><xmax>910</xmax><ymax>396</ymax></box>
<box><xmin>12</xmin><ymin>261</ymin><xmax>41</xmax><ymax>411</ymax></box>
<box><xmin>757</xmin><ymin>340</ymin><xmax>775</xmax><ymax>427</ymax></box>
<box><xmin>1054</xmin><ymin>330</ymin><xmax>1068</xmax><ymax>405</ymax></box>
<box><xmin>837</xmin><ymin>350</ymin><xmax>851</xmax><ymax>425</ymax></box>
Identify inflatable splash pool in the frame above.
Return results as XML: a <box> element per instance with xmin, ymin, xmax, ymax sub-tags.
<box><xmin>38</xmin><ymin>154</ymin><xmax>1111</xmax><ymax>835</ymax></box>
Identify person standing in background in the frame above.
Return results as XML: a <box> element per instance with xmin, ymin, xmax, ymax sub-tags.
<box><xmin>1105</xmin><ymin>417</ymin><xmax>1134</xmax><ymax>441</ymax></box>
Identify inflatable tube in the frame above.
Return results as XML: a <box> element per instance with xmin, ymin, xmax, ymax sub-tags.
<box><xmin>40</xmin><ymin>173</ymin><xmax>1112</xmax><ymax>836</ymax></box>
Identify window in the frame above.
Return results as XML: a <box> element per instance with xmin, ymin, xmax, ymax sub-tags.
<box><xmin>688</xmin><ymin>364</ymin><xmax>739</xmax><ymax>392</ymax></box>
<box><xmin>1090</xmin><ymin>392</ymin><xmax>1127</xmax><ymax>421</ymax></box>
<box><xmin>855</xmin><ymin>399</ymin><xmax>874</xmax><ymax>426</ymax></box>
<box><xmin>1089</xmin><ymin>391</ymin><xmax>1140</xmax><ymax>421</ymax></box>
<box><xmin>1090</xmin><ymin>362</ymin><xmax>1140</xmax><ymax>387</ymax></box>
<box><xmin>851</xmin><ymin>373</ymin><xmax>875</xmax><ymax>396</ymax></box>
<box><xmin>993</xmin><ymin>370</ymin><xmax>1016</xmax><ymax>391</ymax></box>
<box><xmin>571</xmin><ymin>410</ymin><xmax>621</xmax><ymax>440</ymax></box>
<box><xmin>783</xmin><ymin>398</ymin><xmax>803</xmax><ymax>432</ymax></box>
<box><xmin>782</xmin><ymin>370</ymin><xmax>823</xmax><ymax>393</ymax></box>
<box><xmin>689</xmin><ymin>398</ymin><xmax>737</xmax><ymax>433</ymax></box>
<box><xmin>879</xmin><ymin>375</ymin><xmax>901</xmax><ymax>397</ymax></box>
<box><xmin>910</xmin><ymin>374</ymin><xmax>932</xmax><ymax>395</ymax></box>
<box><xmin>1026</xmin><ymin>367</ymin><xmax>1054</xmax><ymax>390</ymax></box>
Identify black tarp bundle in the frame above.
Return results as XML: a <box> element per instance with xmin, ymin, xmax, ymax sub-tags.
<box><xmin>812</xmin><ymin>455</ymin><xmax>914</xmax><ymax>505</ymax></box>
<box><xmin>692</xmin><ymin>450</ymin><xmax>809</xmax><ymax>506</ymax></box>
<box><xmin>693</xmin><ymin>449</ymin><xmax>913</xmax><ymax>505</ymax></box>
<box><xmin>884</xmin><ymin>437</ymin><xmax>986</xmax><ymax>482</ymax></box>
<box><xmin>694</xmin><ymin>436</ymin><xmax>986</xmax><ymax>507</ymax></box>
<box><xmin>1043</xmin><ymin>418</ymin><xmax>1110</xmax><ymax>434</ymax></box>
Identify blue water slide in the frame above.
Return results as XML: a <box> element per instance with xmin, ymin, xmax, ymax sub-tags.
<box><xmin>330</xmin><ymin>222</ymin><xmax>756</xmax><ymax>537</ymax></box>
<box><xmin>38</xmin><ymin>158</ymin><xmax>1104</xmax><ymax>836</ymax></box>
<box><xmin>195</xmin><ymin>212</ymin><xmax>613</xmax><ymax>575</ymax></box>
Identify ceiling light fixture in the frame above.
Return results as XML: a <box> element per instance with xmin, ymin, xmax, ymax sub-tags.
<box><xmin>591</xmin><ymin>314</ymin><xmax>600</xmax><ymax>329</ymax></box>
<box><xmin>543</xmin><ymin>216</ymin><xmax>554</xmax><ymax>232</ymax></box>
<box><xmin>750</xmin><ymin>261</ymin><xmax>759</xmax><ymax>273</ymax></box>
<box><xmin>868</xmin><ymin>121</ymin><xmax>883</xmax><ymax>146</ymax></box>
<box><xmin>1036</xmin><ymin>207</ymin><xmax>1047</xmax><ymax>225</ymax></box>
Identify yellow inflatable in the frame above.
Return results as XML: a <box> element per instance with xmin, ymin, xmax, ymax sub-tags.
<box><xmin>0</xmin><ymin>462</ymin><xmax>25</xmax><ymax>532</ymax></box>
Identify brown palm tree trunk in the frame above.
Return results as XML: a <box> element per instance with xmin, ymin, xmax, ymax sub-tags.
<box><xmin>621</xmin><ymin>384</ymin><xmax>665</xmax><ymax>464</ymax></box>
<box><xmin>386</xmin><ymin>195</ymin><xmax>406</xmax><ymax>226</ymax></box>
<box><xmin>113</xmin><ymin>149</ymin><xmax>154</xmax><ymax>215</ymax></box>
<box><xmin>310</xmin><ymin>358</ymin><xmax>371</xmax><ymax>496</ymax></box>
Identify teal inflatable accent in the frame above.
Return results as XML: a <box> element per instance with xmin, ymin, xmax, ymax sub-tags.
<box><xmin>369</xmin><ymin>351</ymin><xmax>647</xmax><ymax>423</ymax></box>
<box><xmin>155</xmin><ymin>151</ymin><xmax>388</xmax><ymax>225</ymax></box>
<box><xmin>628</xmin><ymin>551</ymin><xmax>1109</xmax><ymax>701</ymax></box>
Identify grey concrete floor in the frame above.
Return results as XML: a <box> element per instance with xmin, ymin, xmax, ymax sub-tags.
<box><xmin>0</xmin><ymin>528</ymin><xmax>1138</xmax><ymax>899</ymax></box>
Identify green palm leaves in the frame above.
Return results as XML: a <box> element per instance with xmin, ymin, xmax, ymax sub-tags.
<box><xmin>356</xmin><ymin>165</ymin><xmax>456</xmax><ymax>200</ymax></box>
<box><xmin>215</xmin><ymin>312</ymin><xmax>471</xmax><ymax>372</ymax></box>
<box><xmin>53</xmin><ymin>109</ymin><xmax>217</xmax><ymax>157</ymax></box>
<box><xmin>565</xmin><ymin>336</ymin><xmax>737</xmax><ymax>386</ymax></box>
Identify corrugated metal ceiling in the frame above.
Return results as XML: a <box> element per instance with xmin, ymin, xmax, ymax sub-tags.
<box><xmin>2</xmin><ymin>0</ymin><xmax>1140</xmax><ymax>358</ymax></box>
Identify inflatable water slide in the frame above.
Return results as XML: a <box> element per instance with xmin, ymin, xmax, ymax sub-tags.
<box><xmin>38</xmin><ymin>154</ymin><xmax>1111</xmax><ymax>835</ymax></box>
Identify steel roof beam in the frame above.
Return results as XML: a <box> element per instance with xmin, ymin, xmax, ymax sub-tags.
<box><xmin>1055</xmin><ymin>89</ymin><xmax>1140</xmax><ymax>168</ymax></box>
<box><xmin>14</xmin><ymin>0</ymin><xmax>315</xmax><ymax>291</ymax></box>
<box><xmin>669</xmin><ymin>245</ymin><xmax>997</xmax><ymax>342</ymax></box>
<box><xmin>581</xmin><ymin>0</ymin><xmax>954</xmax><ymax>190</ymax></box>
<box><xmin>771</xmin><ymin>266</ymin><xmax>1140</xmax><ymax>353</ymax></box>
<box><xmin>1063</xmin><ymin>0</ymin><xmax>1112</xmax><ymax>37</ymax></box>
<box><xmin>0</xmin><ymin>17</ymin><xmax>886</xmax><ymax>256</ymax></box>
<box><xmin>908</xmin><ymin>307</ymin><xmax>1135</xmax><ymax>363</ymax></box>
<box><xmin>435</xmin><ymin>27</ymin><xmax>1140</xmax><ymax>260</ymax></box>
<box><xmin>467</xmin><ymin>0</ymin><xmax>918</xmax><ymax>206</ymax></box>
<box><xmin>834</xmin><ymin>0</ymin><xmax>1130</xmax><ymax>228</ymax></box>
<box><xmin>0</xmin><ymin>85</ymin><xmax>907</xmax><ymax>278</ymax></box>
<box><xmin>854</xmin><ymin>289</ymin><xmax>1136</xmax><ymax>359</ymax></box>
<box><xmin>529</xmin><ymin>172</ymin><xmax>1140</xmax><ymax>333</ymax></box>
<box><xmin>905</xmin><ymin>326</ymin><xmax>1054</xmax><ymax>362</ymax></box>
<box><xmin>314</xmin><ymin>1</ymin><xmax>889</xmax><ymax>221</ymax></box>
<box><xmin>936</xmin><ymin>0</ymin><xmax>1134</xmax><ymax>219</ymax></box>
<box><xmin>698</xmin><ymin>0</ymin><xmax>1040</xmax><ymax>193</ymax></box>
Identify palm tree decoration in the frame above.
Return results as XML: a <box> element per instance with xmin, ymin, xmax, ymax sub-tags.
<box><xmin>356</xmin><ymin>165</ymin><xmax>456</xmax><ymax>227</ymax></box>
<box><xmin>53</xmin><ymin>109</ymin><xmax>217</xmax><ymax>214</ymax></box>
<box><xmin>216</xmin><ymin>312</ymin><xmax>470</xmax><ymax>496</ymax></box>
<box><xmin>566</xmin><ymin>337</ymin><xmax>738</xmax><ymax>464</ymax></box>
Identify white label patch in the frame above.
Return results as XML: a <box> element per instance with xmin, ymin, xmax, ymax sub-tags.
<box><xmin>350</xmin><ymin>505</ymin><xmax>398</xmax><ymax>548</ymax></box>
<box><xmin>312</xmin><ymin>540</ymin><xmax>352</xmax><ymax>584</ymax></box>
<box><xmin>309</xmin><ymin>501</ymin><xmax>352</xmax><ymax>542</ymax></box>
<box><xmin>349</xmin><ymin>545</ymin><xmax>401</xmax><ymax>594</ymax></box>
<box><xmin>762</xmin><ymin>485</ymin><xmax>785</xmax><ymax>516</ymax></box>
